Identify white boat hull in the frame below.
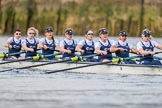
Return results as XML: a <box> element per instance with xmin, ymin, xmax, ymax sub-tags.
<box><xmin>0</xmin><ymin>60</ymin><xmax>162</xmax><ymax>75</ymax></box>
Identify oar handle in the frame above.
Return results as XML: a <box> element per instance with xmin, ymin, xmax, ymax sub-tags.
<box><xmin>154</xmin><ymin>51</ymin><xmax>162</xmax><ymax>55</ymax></box>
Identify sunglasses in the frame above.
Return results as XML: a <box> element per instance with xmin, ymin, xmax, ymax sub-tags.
<box><xmin>121</xmin><ymin>35</ymin><xmax>127</xmax><ymax>37</ymax></box>
<box><xmin>87</xmin><ymin>33</ymin><xmax>94</xmax><ymax>35</ymax></box>
<box><xmin>29</xmin><ymin>32</ymin><xmax>35</xmax><ymax>35</ymax></box>
<box><xmin>144</xmin><ymin>35</ymin><xmax>150</xmax><ymax>37</ymax></box>
<box><xmin>15</xmin><ymin>33</ymin><xmax>21</xmax><ymax>35</ymax></box>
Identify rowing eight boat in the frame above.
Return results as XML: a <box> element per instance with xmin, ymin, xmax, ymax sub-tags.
<box><xmin>0</xmin><ymin>60</ymin><xmax>162</xmax><ymax>75</ymax></box>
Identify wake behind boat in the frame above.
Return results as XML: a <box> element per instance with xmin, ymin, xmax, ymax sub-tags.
<box><xmin>0</xmin><ymin>59</ymin><xmax>162</xmax><ymax>75</ymax></box>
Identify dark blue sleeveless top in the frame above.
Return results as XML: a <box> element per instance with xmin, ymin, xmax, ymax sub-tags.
<box><xmin>115</xmin><ymin>42</ymin><xmax>130</xmax><ymax>58</ymax></box>
<box><xmin>140</xmin><ymin>41</ymin><xmax>154</xmax><ymax>61</ymax></box>
<box><xmin>63</xmin><ymin>39</ymin><xmax>76</xmax><ymax>58</ymax></box>
<box><xmin>9</xmin><ymin>37</ymin><xmax>21</xmax><ymax>58</ymax></box>
<box><xmin>98</xmin><ymin>39</ymin><xmax>112</xmax><ymax>60</ymax></box>
<box><xmin>42</xmin><ymin>38</ymin><xmax>55</xmax><ymax>59</ymax></box>
<box><xmin>81</xmin><ymin>40</ymin><xmax>95</xmax><ymax>56</ymax></box>
<box><xmin>25</xmin><ymin>38</ymin><xmax>37</xmax><ymax>58</ymax></box>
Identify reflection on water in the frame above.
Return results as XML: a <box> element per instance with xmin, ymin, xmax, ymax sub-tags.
<box><xmin>0</xmin><ymin>71</ymin><xmax>162</xmax><ymax>108</ymax></box>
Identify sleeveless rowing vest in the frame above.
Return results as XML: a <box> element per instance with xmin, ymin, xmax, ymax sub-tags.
<box><xmin>98</xmin><ymin>39</ymin><xmax>112</xmax><ymax>61</ymax></box>
<box><xmin>42</xmin><ymin>38</ymin><xmax>55</xmax><ymax>59</ymax></box>
<box><xmin>115</xmin><ymin>42</ymin><xmax>130</xmax><ymax>58</ymax></box>
<box><xmin>63</xmin><ymin>39</ymin><xmax>76</xmax><ymax>58</ymax></box>
<box><xmin>140</xmin><ymin>41</ymin><xmax>154</xmax><ymax>61</ymax></box>
<box><xmin>81</xmin><ymin>40</ymin><xmax>95</xmax><ymax>56</ymax></box>
<box><xmin>25</xmin><ymin>38</ymin><xmax>37</xmax><ymax>58</ymax></box>
<box><xmin>9</xmin><ymin>37</ymin><xmax>22</xmax><ymax>58</ymax></box>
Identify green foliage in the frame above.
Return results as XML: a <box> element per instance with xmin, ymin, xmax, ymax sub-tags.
<box><xmin>0</xmin><ymin>0</ymin><xmax>162</xmax><ymax>36</ymax></box>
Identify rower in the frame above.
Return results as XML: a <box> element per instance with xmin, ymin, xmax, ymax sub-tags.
<box><xmin>22</xmin><ymin>27</ymin><xmax>39</xmax><ymax>58</ymax></box>
<box><xmin>60</xmin><ymin>28</ymin><xmax>78</xmax><ymax>59</ymax></box>
<box><xmin>95</xmin><ymin>28</ymin><xmax>123</xmax><ymax>62</ymax></box>
<box><xmin>137</xmin><ymin>29</ymin><xmax>162</xmax><ymax>65</ymax></box>
<box><xmin>76</xmin><ymin>30</ymin><xmax>97</xmax><ymax>62</ymax></box>
<box><xmin>111</xmin><ymin>30</ymin><xmax>138</xmax><ymax>64</ymax></box>
<box><xmin>38</xmin><ymin>26</ymin><xmax>59</xmax><ymax>59</ymax></box>
<box><xmin>4</xmin><ymin>29</ymin><xmax>22</xmax><ymax>59</ymax></box>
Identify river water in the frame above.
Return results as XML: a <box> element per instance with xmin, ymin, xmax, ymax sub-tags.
<box><xmin>0</xmin><ymin>36</ymin><xmax>162</xmax><ymax>108</ymax></box>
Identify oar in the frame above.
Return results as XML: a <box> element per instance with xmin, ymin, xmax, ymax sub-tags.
<box><xmin>0</xmin><ymin>56</ymin><xmax>79</xmax><ymax>73</ymax></box>
<box><xmin>0</xmin><ymin>49</ymin><xmax>61</xmax><ymax>64</ymax></box>
<box><xmin>13</xmin><ymin>54</ymin><xmax>98</xmax><ymax>69</ymax></box>
<box><xmin>45</xmin><ymin>55</ymin><xmax>143</xmax><ymax>74</ymax></box>
<box><xmin>0</xmin><ymin>51</ymin><xmax>26</xmax><ymax>58</ymax></box>
<box><xmin>0</xmin><ymin>54</ymin><xmax>98</xmax><ymax>72</ymax></box>
<box><xmin>45</xmin><ymin>58</ymin><xmax>119</xmax><ymax>74</ymax></box>
<box><xmin>0</xmin><ymin>49</ymin><xmax>44</xmax><ymax>59</ymax></box>
<box><xmin>154</xmin><ymin>51</ymin><xmax>162</xmax><ymax>55</ymax></box>
<box><xmin>0</xmin><ymin>55</ymin><xmax>41</xmax><ymax>65</ymax></box>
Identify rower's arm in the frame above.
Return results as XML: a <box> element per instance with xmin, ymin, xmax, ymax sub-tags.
<box><xmin>130</xmin><ymin>48</ymin><xmax>139</xmax><ymax>54</ymax></box>
<box><xmin>22</xmin><ymin>44</ymin><xmax>34</xmax><ymax>52</ymax></box>
<box><xmin>156</xmin><ymin>44</ymin><xmax>162</xmax><ymax>50</ymax></box>
<box><xmin>60</xmin><ymin>46</ymin><xmax>71</xmax><ymax>53</ymax></box>
<box><xmin>76</xmin><ymin>45</ymin><xmax>84</xmax><ymax>53</ymax></box>
<box><xmin>138</xmin><ymin>48</ymin><xmax>154</xmax><ymax>55</ymax></box>
<box><xmin>55</xmin><ymin>45</ymin><xmax>60</xmax><ymax>51</ymax></box>
<box><xmin>38</xmin><ymin>41</ymin><xmax>44</xmax><ymax>49</ymax></box>
<box><xmin>110</xmin><ymin>46</ymin><xmax>125</xmax><ymax>53</ymax></box>
<box><xmin>4</xmin><ymin>41</ymin><xmax>12</xmax><ymax>49</ymax></box>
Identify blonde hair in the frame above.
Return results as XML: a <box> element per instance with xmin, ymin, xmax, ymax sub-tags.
<box><xmin>27</xmin><ymin>27</ymin><xmax>39</xmax><ymax>37</ymax></box>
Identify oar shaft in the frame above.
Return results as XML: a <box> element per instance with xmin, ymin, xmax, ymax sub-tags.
<box><xmin>46</xmin><ymin>61</ymin><xmax>110</xmax><ymax>74</ymax></box>
<box><xmin>0</xmin><ymin>58</ymin><xmax>33</xmax><ymax>65</ymax></box>
<box><xmin>17</xmin><ymin>59</ymin><xmax>71</xmax><ymax>69</ymax></box>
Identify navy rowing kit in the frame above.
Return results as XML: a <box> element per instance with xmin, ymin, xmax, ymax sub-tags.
<box><xmin>9</xmin><ymin>37</ymin><xmax>22</xmax><ymax>58</ymax></box>
<box><xmin>140</xmin><ymin>41</ymin><xmax>161</xmax><ymax>65</ymax></box>
<box><xmin>98</xmin><ymin>39</ymin><xmax>112</xmax><ymax>62</ymax></box>
<box><xmin>115</xmin><ymin>41</ymin><xmax>136</xmax><ymax>64</ymax></box>
<box><xmin>42</xmin><ymin>38</ymin><xmax>56</xmax><ymax>59</ymax></box>
<box><xmin>115</xmin><ymin>42</ymin><xmax>130</xmax><ymax>58</ymax></box>
<box><xmin>63</xmin><ymin>39</ymin><xmax>76</xmax><ymax>58</ymax></box>
<box><xmin>25</xmin><ymin>38</ymin><xmax>38</xmax><ymax>58</ymax></box>
<box><xmin>80</xmin><ymin>40</ymin><xmax>96</xmax><ymax>62</ymax></box>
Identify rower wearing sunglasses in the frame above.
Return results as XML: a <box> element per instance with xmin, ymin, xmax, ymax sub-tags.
<box><xmin>76</xmin><ymin>30</ymin><xmax>97</xmax><ymax>62</ymax></box>
<box><xmin>22</xmin><ymin>27</ymin><xmax>39</xmax><ymax>58</ymax></box>
<box><xmin>38</xmin><ymin>26</ymin><xmax>59</xmax><ymax>59</ymax></box>
<box><xmin>111</xmin><ymin>30</ymin><xmax>138</xmax><ymax>64</ymax></box>
<box><xmin>4</xmin><ymin>29</ymin><xmax>22</xmax><ymax>59</ymax></box>
<box><xmin>60</xmin><ymin>28</ymin><xmax>78</xmax><ymax>59</ymax></box>
<box><xmin>137</xmin><ymin>29</ymin><xmax>162</xmax><ymax>65</ymax></box>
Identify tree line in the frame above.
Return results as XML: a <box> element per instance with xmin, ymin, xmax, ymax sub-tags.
<box><xmin>0</xmin><ymin>0</ymin><xmax>162</xmax><ymax>37</ymax></box>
